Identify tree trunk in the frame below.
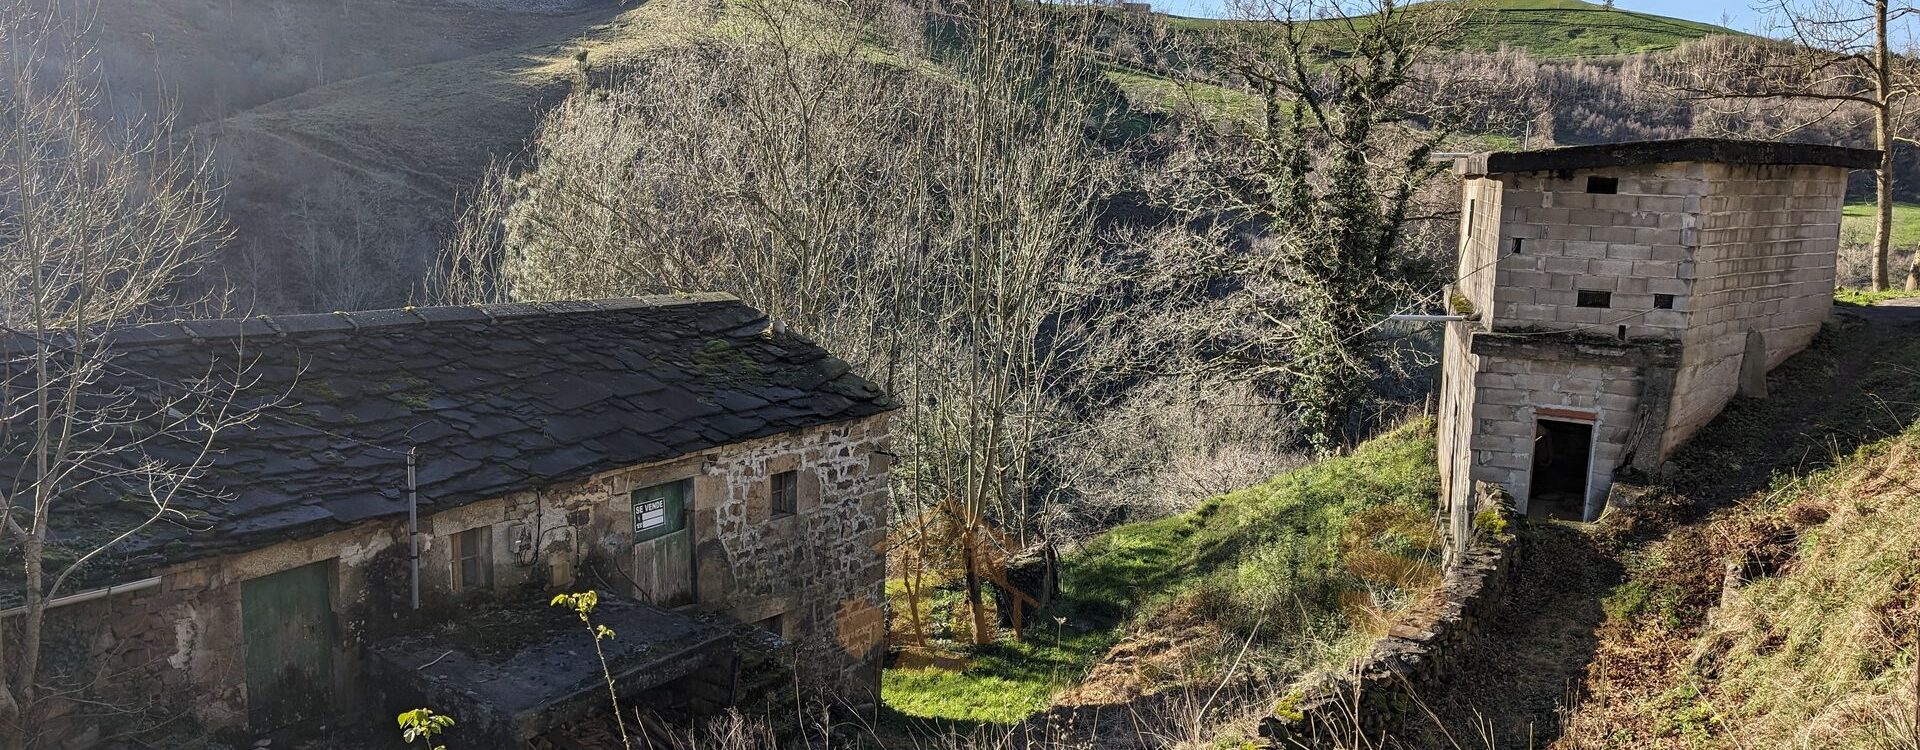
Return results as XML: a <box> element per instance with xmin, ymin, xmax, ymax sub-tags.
<box><xmin>1875</xmin><ymin>119</ymin><xmax>1894</xmax><ymax>292</ymax></box>
<box><xmin>1874</xmin><ymin>0</ymin><xmax>1894</xmax><ymax>292</ymax></box>
<box><xmin>962</xmin><ymin>534</ymin><xmax>991</xmax><ymax>647</ymax></box>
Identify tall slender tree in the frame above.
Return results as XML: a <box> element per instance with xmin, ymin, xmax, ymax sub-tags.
<box><xmin>1658</xmin><ymin>0</ymin><xmax>1917</xmax><ymax>290</ymax></box>
<box><xmin>0</xmin><ymin>3</ymin><xmax>255</xmax><ymax>746</ymax></box>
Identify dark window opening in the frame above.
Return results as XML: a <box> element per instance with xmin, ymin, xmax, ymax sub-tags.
<box><xmin>453</xmin><ymin>526</ymin><xmax>492</xmax><ymax>593</ymax></box>
<box><xmin>1577</xmin><ymin>289</ymin><xmax>1613</xmax><ymax>308</ymax></box>
<box><xmin>1529</xmin><ymin>419</ymin><xmax>1593</xmax><ymax>521</ymax></box>
<box><xmin>1512</xmin><ymin>237</ymin><xmax>1525</xmax><ymax>254</ymax></box>
<box><xmin>1585</xmin><ymin>176</ymin><xmax>1619</xmax><ymax>194</ymax></box>
<box><xmin>1654</xmin><ymin>294</ymin><xmax>1675</xmax><ymax>310</ymax></box>
<box><xmin>771</xmin><ymin>470</ymin><xmax>798</xmax><ymax>517</ymax></box>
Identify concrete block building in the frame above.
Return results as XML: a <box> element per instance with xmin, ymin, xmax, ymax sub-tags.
<box><xmin>1437</xmin><ymin>139</ymin><xmax>1878</xmax><ymax>523</ymax></box>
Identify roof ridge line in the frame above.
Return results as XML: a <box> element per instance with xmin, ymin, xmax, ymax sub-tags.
<box><xmin>4</xmin><ymin>293</ymin><xmax>741</xmax><ymax>352</ymax></box>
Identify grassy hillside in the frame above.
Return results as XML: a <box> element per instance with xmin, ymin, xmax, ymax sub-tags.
<box><xmin>1571</xmin><ymin>429</ymin><xmax>1920</xmax><ymax>748</ymax></box>
<box><xmin>1164</xmin><ymin>0</ymin><xmax>1734</xmax><ymax>58</ymax></box>
<box><xmin>1555</xmin><ymin>311</ymin><xmax>1920</xmax><ymax>748</ymax></box>
<box><xmin>882</xmin><ymin>420</ymin><xmax>1439</xmax><ymax>726</ymax></box>
<box><xmin>182</xmin><ymin>0</ymin><xmax>704</xmax><ymax>312</ymax></box>
<box><xmin>1842</xmin><ymin>201</ymin><xmax>1920</xmax><ymax>249</ymax></box>
<box><xmin>1451</xmin><ymin>0</ymin><xmax>1733</xmax><ymax>57</ymax></box>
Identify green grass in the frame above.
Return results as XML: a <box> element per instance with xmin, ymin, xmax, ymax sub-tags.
<box><xmin>1102</xmin><ymin>65</ymin><xmax>1263</xmax><ymax>123</ymax></box>
<box><xmin>1451</xmin><ymin>0</ymin><xmax>1733</xmax><ymax>57</ymax></box>
<box><xmin>881</xmin><ymin>420</ymin><xmax>1439</xmax><ymax>726</ymax></box>
<box><xmin>1164</xmin><ymin>0</ymin><xmax>1733</xmax><ymax>58</ymax></box>
<box><xmin>881</xmin><ymin>629</ymin><xmax>1116</xmax><ymax>726</ymax></box>
<box><xmin>1657</xmin><ymin>428</ymin><xmax>1920</xmax><ymax>746</ymax></box>
<box><xmin>1840</xmin><ymin>201</ymin><xmax>1920</xmax><ymax>249</ymax></box>
<box><xmin>1834</xmin><ymin>287</ymin><xmax>1920</xmax><ymax>307</ymax></box>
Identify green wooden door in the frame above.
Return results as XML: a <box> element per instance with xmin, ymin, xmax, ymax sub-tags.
<box><xmin>632</xmin><ymin>480</ymin><xmax>694</xmax><ymax>606</ymax></box>
<box><xmin>242</xmin><ymin>561</ymin><xmax>336</xmax><ymax>731</ymax></box>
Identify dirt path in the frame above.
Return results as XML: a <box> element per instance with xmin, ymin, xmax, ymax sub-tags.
<box><xmin>1398</xmin><ymin>305</ymin><xmax>1920</xmax><ymax>748</ymax></box>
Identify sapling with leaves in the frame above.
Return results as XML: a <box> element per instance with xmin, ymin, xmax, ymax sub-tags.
<box><xmin>551</xmin><ymin>591</ymin><xmax>631</xmax><ymax>749</ymax></box>
<box><xmin>397</xmin><ymin>708</ymin><xmax>455</xmax><ymax>750</ymax></box>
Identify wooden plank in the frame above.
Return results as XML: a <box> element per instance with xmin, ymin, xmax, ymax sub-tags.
<box><xmin>241</xmin><ymin>560</ymin><xmax>336</xmax><ymax>731</ymax></box>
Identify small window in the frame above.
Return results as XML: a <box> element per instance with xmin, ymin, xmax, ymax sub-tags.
<box><xmin>1585</xmin><ymin>176</ymin><xmax>1619</xmax><ymax>194</ymax></box>
<box><xmin>1511</xmin><ymin>237</ymin><xmax>1525</xmax><ymax>254</ymax></box>
<box><xmin>771</xmin><ymin>470</ymin><xmax>798</xmax><ymax>517</ymax></box>
<box><xmin>1576</xmin><ymin>290</ymin><xmax>1613</xmax><ymax>308</ymax></box>
<box><xmin>1653</xmin><ymin>294</ymin><xmax>1675</xmax><ymax>310</ymax></box>
<box><xmin>452</xmin><ymin>527</ymin><xmax>492</xmax><ymax>593</ymax></box>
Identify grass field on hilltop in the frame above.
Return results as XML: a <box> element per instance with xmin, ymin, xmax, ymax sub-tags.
<box><xmin>881</xmin><ymin>420</ymin><xmax>1439</xmax><ymax>727</ymax></box>
<box><xmin>1842</xmin><ymin>201</ymin><xmax>1920</xmax><ymax>249</ymax></box>
<box><xmin>1165</xmin><ymin>0</ymin><xmax>1732</xmax><ymax>58</ymax></box>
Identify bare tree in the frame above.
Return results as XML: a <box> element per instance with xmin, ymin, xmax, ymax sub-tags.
<box><xmin>0</xmin><ymin>3</ymin><xmax>260</xmax><ymax>746</ymax></box>
<box><xmin>434</xmin><ymin>0</ymin><xmax>1126</xmax><ymax>648</ymax></box>
<box><xmin>1138</xmin><ymin>0</ymin><xmax>1500</xmax><ymax>452</ymax></box>
<box><xmin>1654</xmin><ymin>1</ymin><xmax>1918</xmax><ymax>290</ymax></box>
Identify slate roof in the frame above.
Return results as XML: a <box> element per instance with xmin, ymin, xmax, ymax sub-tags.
<box><xmin>1456</xmin><ymin>137</ymin><xmax>1881</xmax><ymax>177</ymax></box>
<box><xmin>5</xmin><ymin>294</ymin><xmax>893</xmax><ymax>584</ymax></box>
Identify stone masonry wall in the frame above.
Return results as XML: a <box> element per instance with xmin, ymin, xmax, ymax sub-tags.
<box><xmin>1664</xmin><ymin>163</ymin><xmax>1845</xmax><ymax>454</ymax></box>
<box><xmin>35</xmin><ymin>414</ymin><xmax>891</xmax><ymax>743</ymax></box>
<box><xmin>1259</xmin><ymin>484</ymin><xmax>1519</xmax><ymax>748</ymax></box>
<box><xmin>697</xmin><ymin>415</ymin><xmax>892</xmax><ymax>696</ymax></box>
<box><xmin>1488</xmin><ymin>163</ymin><xmax>1700</xmax><ymax>339</ymax></box>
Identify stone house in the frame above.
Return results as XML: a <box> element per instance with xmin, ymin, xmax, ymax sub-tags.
<box><xmin>1437</xmin><ymin>139</ymin><xmax>1878</xmax><ymax>525</ymax></box>
<box><xmin>5</xmin><ymin>293</ymin><xmax>894</xmax><ymax>746</ymax></box>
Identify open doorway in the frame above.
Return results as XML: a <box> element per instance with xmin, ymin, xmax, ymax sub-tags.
<box><xmin>1529</xmin><ymin>419</ymin><xmax>1593</xmax><ymax>520</ymax></box>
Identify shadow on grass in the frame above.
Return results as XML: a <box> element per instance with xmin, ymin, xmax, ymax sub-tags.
<box><xmin>1665</xmin><ymin>311</ymin><xmax>1920</xmax><ymax>512</ymax></box>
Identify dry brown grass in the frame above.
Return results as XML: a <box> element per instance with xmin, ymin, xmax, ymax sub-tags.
<box><xmin>1556</xmin><ymin>433</ymin><xmax>1920</xmax><ymax>750</ymax></box>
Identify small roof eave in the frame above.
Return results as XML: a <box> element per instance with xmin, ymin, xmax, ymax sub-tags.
<box><xmin>1456</xmin><ymin>138</ymin><xmax>1881</xmax><ymax>178</ymax></box>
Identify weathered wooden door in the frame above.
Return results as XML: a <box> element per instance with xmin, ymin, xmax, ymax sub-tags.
<box><xmin>632</xmin><ymin>480</ymin><xmax>695</xmax><ymax>606</ymax></box>
<box><xmin>242</xmin><ymin>561</ymin><xmax>336</xmax><ymax>731</ymax></box>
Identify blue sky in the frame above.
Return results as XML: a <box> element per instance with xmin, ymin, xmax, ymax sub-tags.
<box><xmin>1150</xmin><ymin>0</ymin><xmax>1770</xmax><ymax>32</ymax></box>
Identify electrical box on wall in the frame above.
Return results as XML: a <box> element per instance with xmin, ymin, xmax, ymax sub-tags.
<box><xmin>508</xmin><ymin>522</ymin><xmax>533</xmax><ymax>565</ymax></box>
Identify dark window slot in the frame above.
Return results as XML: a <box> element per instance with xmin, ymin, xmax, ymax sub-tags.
<box><xmin>1576</xmin><ymin>289</ymin><xmax>1612</xmax><ymax>308</ymax></box>
<box><xmin>771</xmin><ymin>470</ymin><xmax>798</xmax><ymax>517</ymax></box>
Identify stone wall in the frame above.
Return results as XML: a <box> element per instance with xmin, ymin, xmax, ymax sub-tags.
<box><xmin>1665</xmin><ymin>163</ymin><xmax>1845</xmax><ymax>454</ymax></box>
<box><xmin>34</xmin><ymin>414</ymin><xmax>891</xmax><ymax>743</ymax></box>
<box><xmin>1259</xmin><ymin>485</ymin><xmax>1519</xmax><ymax>748</ymax></box>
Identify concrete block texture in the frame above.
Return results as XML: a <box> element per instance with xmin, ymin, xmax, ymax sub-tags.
<box><xmin>1454</xmin><ymin>155</ymin><xmax>1849</xmax><ymax>519</ymax></box>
